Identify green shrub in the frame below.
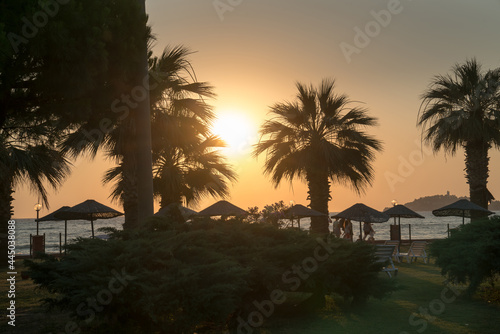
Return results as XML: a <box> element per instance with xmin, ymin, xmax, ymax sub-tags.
<box><xmin>26</xmin><ymin>217</ymin><xmax>396</xmax><ymax>333</ymax></box>
<box><xmin>430</xmin><ymin>216</ymin><xmax>500</xmax><ymax>296</ymax></box>
<box><xmin>245</xmin><ymin>200</ymin><xmax>290</xmax><ymax>227</ymax></box>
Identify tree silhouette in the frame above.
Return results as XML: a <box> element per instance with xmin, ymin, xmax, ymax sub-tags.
<box><xmin>418</xmin><ymin>59</ymin><xmax>500</xmax><ymax>210</ymax></box>
<box><xmin>103</xmin><ymin>46</ymin><xmax>236</xmax><ymax>212</ymax></box>
<box><xmin>254</xmin><ymin>79</ymin><xmax>382</xmax><ymax>233</ymax></box>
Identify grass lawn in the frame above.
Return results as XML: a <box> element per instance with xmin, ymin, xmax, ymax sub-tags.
<box><xmin>261</xmin><ymin>261</ymin><xmax>500</xmax><ymax>334</ymax></box>
<box><xmin>0</xmin><ymin>262</ymin><xmax>72</xmax><ymax>334</ymax></box>
<box><xmin>1</xmin><ymin>260</ymin><xmax>499</xmax><ymax>334</ymax></box>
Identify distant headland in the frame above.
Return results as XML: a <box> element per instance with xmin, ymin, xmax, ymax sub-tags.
<box><xmin>386</xmin><ymin>192</ymin><xmax>500</xmax><ymax>211</ymax></box>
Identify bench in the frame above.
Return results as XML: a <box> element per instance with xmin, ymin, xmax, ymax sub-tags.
<box><xmin>384</xmin><ymin>240</ymin><xmax>401</xmax><ymax>263</ymax></box>
<box><xmin>399</xmin><ymin>241</ymin><xmax>428</xmax><ymax>263</ymax></box>
<box><xmin>374</xmin><ymin>245</ymin><xmax>398</xmax><ymax>278</ymax></box>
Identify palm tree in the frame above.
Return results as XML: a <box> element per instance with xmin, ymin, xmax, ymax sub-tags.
<box><xmin>105</xmin><ymin>135</ymin><xmax>236</xmax><ymax>208</ymax></box>
<box><xmin>253</xmin><ymin>79</ymin><xmax>382</xmax><ymax>234</ymax></box>
<box><xmin>60</xmin><ymin>45</ymin><xmax>224</xmax><ymax>228</ymax></box>
<box><xmin>0</xmin><ymin>128</ymin><xmax>70</xmax><ymax>266</ymax></box>
<box><xmin>418</xmin><ymin>59</ymin><xmax>500</xmax><ymax>210</ymax></box>
<box><xmin>152</xmin><ymin>135</ymin><xmax>236</xmax><ymax>207</ymax></box>
<box><xmin>103</xmin><ymin>46</ymin><xmax>236</xmax><ymax>213</ymax></box>
<box><xmin>0</xmin><ymin>137</ymin><xmax>70</xmax><ymax>214</ymax></box>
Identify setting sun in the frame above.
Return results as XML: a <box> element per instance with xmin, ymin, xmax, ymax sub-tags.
<box><xmin>212</xmin><ymin>111</ymin><xmax>257</xmax><ymax>157</ymax></box>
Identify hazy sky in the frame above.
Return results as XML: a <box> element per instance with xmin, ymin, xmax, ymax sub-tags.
<box><xmin>14</xmin><ymin>0</ymin><xmax>500</xmax><ymax>218</ymax></box>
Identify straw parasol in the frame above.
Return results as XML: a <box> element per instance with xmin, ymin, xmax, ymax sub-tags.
<box><xmin>332</xmin><ymin>203</ymin><xmax>389</xmax><ymax>240</ymax></box>
<box><xmin>384</xmin><ymin>205</ymin><xmax>424</xmax><ymax>225</ymax></box>
<box><xmin>55</xmin><ymin>199</ymin><xmax>123</xmax><ymax>237</ymax></box>
<box><xmin>196</xmin><ymin>200</ymin><xmax>248</xmax><ymax>217</ymax></box>
<box><xmin>285</xmin><ymin>204</ymin><xmax>326</xmax><ymax>229</ymax></box>
<box><xmin>154</xmin><ymin>203</ymin><xmax>198</xmax><ymax>220</ymax></box>
<box><xmin>432</xmin><ymin>199</ymin><xmax>493</xmax><ymax>225</ymax></box>
<box><xmin>37</xmin><ymin>206</ymin><xmax>71</xmax><ymax>250</ymax></box>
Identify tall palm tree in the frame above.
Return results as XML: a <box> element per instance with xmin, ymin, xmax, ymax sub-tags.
<box><xmin>253</xmin><ymin>79</ymin><xmax>382</xmax><ymax>234</ymax></box>
<box><xmin>418</xmin><ymin>59</ymin><xmax>500</xmax><ymax>210</ymax></box>
<box><xmin>60</xmin><ymin>45</ymin><xmax>224</xmax><ymax>227</ymax></box>
<box><xmin>103</xmin><ymin>45</ymin><xmax>236</xmax><ymax>213</ymax></box>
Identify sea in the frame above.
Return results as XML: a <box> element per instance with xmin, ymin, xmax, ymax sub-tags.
<box><xmin>10</xmin><ymin>211</ymin><xmax>498</xmax><ymax>255</ymax></box>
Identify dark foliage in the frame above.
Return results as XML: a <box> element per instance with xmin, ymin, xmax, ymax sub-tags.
<box><xmin>26</xmin><ymin>217</ymin><xmax>396</xmax><ymax>333</ymax></box>
<box><xmin>0</xmin><ymin>0</ymin><xmax>150</xmax><ymax>265</ymax></box>
<box><xmin>430</xmin><ymin>216</ymin><xmax>500</xmax><ymax>296</ymax></box>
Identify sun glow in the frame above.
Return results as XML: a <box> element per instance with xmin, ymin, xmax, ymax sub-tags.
<box><xmin>212</xmin><ymin>111</ymin><xmax>257</xmax><ymax>157</ymax></box>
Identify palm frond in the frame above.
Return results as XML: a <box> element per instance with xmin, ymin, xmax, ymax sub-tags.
<box><xmin>7</xmin><ymin>143</ymin><xmax>71</xmax><ymax>207</ymax></box>
<box><xmin>418</xmin><ymin>58</ymin><xmax>500</xmax><ymax>154</ymax></box>
<box><xmin>254</xmin><ymin>79</ymin><xmax>382</xmax><ymax>193</ymax></box>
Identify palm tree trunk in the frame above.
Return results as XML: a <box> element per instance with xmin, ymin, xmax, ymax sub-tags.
<box><xmin>0</xmin><ymin>176</ymin><xmax>14</xmax><ymax>267</ymax></box>
<box><xmin>135</xmin><ymin>0</ymin><xmax>154</xmax><ymax>222</ymax></box>
<box><xmin>306</xmin><ymin>169</ymin><xmax>330</xmax><ymax>234</ymax></box>
<box><xmin>464</xmin><ymin>141</ymin><xmax>490</xmax><ymax>216</ymax></box>
<box><xmin>120</xmin><ymin>118</ymin><xmax>139</xmax><ymax>229</ymax></box>
<box><xmin>121</xmin><ymin>151</ymin><xmax>139</xmax><ymax>229</ymax></box>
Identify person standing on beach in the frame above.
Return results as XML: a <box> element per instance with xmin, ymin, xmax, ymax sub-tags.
<box><xmin>332</xmin><ymin>218</ymin><xmax>341</xmax><ymax>238</ymax></box>
<box><xmin>343</xmin><ymin>219</ymin><xmax>352</xmax><ymax>241</ymax></box>
<box><xmin>368</xmin><ymin>226</ymin><xmax>375</xmax><ymax>241</ymax></box>
<box><xmin>363</xmin><ymin>222</ymin><xmax>371</xmax><ymax>240</ymax></box>
<box><xmin>363</xmin><ymin>222</ymin><xmax>375</xmax><ymax>241</ymax></box>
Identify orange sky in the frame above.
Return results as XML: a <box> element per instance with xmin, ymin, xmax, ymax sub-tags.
<box><xmin>13</xmin><ymin>0</ymin><xmax>500</xmax><ymax>218</ymax></box>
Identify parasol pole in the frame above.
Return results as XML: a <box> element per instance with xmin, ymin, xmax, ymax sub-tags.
<box><xmin>398</xmin><ymin>216</ymin><xmax>402</xmax><ymax>247</ymax></box>
<box><xmin>91</xmin><ymin>214</ymin><xmax>95</xmax><ymax>238</ymax></box>
<box><xmin>64</xmin><ymin>220</ymin><xmax>67</xmax><ymax>254</ymax></box>
<box><xmin>462</xmin><ymin>211</ymin><xmax>465</xmax><ymax>225</ymax></box>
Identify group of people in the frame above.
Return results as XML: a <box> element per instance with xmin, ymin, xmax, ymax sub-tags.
<box><xmin>331</xmin><ymin>217</ymin><xmax>375</xmax><ymax>241</ymax></box>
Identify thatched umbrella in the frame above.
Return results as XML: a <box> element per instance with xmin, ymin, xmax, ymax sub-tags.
<box><xmin>332</xmin><ymin>203</ymin><xmax>389</xmax><ymax>240</ymax></box>
<box><xmin>37</xmin><ymin>206</ymin><xmax>71</xmax><ymax>250</ymax></box>
<box><xmin>285</xmin><ymin>204</ymin><xmax>326</xmax><ymax>229</ymax></box>
<box><xmin>55</xmin><ymin>199</ymin><xmax>123</xmax><ymax>238</ymax></box>
<box><xmin>384</xmin><ymin>205</ymin><xmax>424</xmax><ymax>225</ymax></box>
<box><xmin>154</xmin><ymin>203</ymin><xmax>198</xmax><ymax>221</ymax></box>
<box><xmin>432</xmin><ymin>199</ymin><xmax>493</xmax><ymax>225</ymax></box>
<box><xmin>196</xmin><ymin>200</ymin><xmax>248</xmax><ymax>218</ymax></box>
